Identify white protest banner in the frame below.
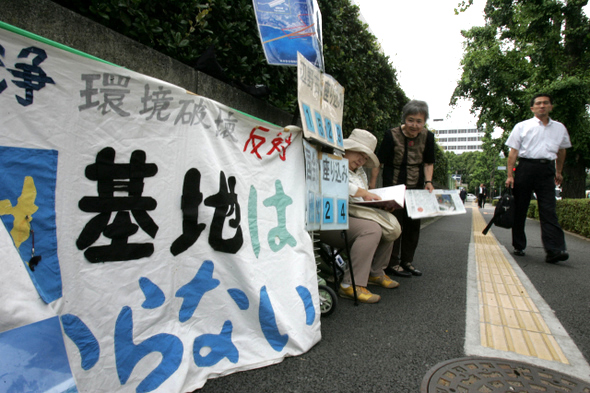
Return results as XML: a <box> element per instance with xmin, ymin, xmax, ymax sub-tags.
<box><xmin>0</xmin><ymin>24</ymin><xmax>321</xmax><ymax>392</ymax></box>
<box><xmin>297</xmin><ymin>53</ymin><xmax>344</xmax><ymax>150</ymax></box>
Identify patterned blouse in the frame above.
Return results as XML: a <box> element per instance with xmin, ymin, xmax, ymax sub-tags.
<box><xmin>348</xmin><ymin>167</ymin><xmax>369</xmax><ymax>203</ymax></box>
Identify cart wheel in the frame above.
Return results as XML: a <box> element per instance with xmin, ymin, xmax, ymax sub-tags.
<box><xmin>318</xmin><ymin>284</ymin><xmax>338</xmax><ymax>316</ymax></box>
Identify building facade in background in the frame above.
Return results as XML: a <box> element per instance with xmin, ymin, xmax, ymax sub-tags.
<box><xmin>431</xmin><ymin>119</ymin><xmax>484</xmax><ymax>154</ymax></box>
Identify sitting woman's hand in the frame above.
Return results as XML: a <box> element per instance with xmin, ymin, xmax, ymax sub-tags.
<box><xmin>362</xmin><ymin>190</ymin><xmax>382</xmax><ymax>201</ymax></box>
<box><xmin>353</xmin><ymin>187</ymin><xmax>382</xmax><ymax>201</ymax></box>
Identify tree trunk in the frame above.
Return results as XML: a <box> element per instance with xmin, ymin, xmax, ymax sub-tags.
<box><xmin>562</xmin><ymin>157</ymin><xmax>586</xmax><ymax>198</ymax></box>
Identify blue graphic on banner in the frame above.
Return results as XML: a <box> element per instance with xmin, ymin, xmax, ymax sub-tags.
<box><xmin>253</xmin><ymin>0</ymin><xmax>324</xmax><ymax>69</ymax></box>
<box><xmin>61</xmin><ymin>314</ymin><xmax>100</xmax><ymax>371</ymax></box>
<box><xmin>140</xmin><ymin>277</ymin><xmax>166</xmax><ymax>309</ymax></box>
<box><xmin>115</xmin><ymin>306</ymin><xmax>183</xmax><ymax>392</ymax></box>
<box><xmin>295</xmin><ymin>285</ymin><xmax>315</xmax><ymax>325</ymax></box>
<box><xmin>0</xmin><ymin>317</ymin><xmax>78</xmax><ymax>393</ymax></box>
<box><xmin>0</xmin><ymin>146</ymin><xmax>62</xmax><ymax>303</ymax></box>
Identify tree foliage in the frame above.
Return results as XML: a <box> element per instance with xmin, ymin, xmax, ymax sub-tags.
<box><xmin>445</xmin><ymin>147</ymin><xmax>507</xmax><ymax>195</ymax></box>
<box><xmin>433</xmin><ymin>144</ymin><xmax>450</xmax><ymax>187</ymax></box>
<box><xmin>452</xmin><ymin>0</ymin><xmax>590</xmax><ymax>198</ymax></box>
<box><xmin>52</xmin><ymin>0</ymin><xmax>407</xmax><ymax>138</ymax></box>
<box><xmin>446</xmin><ymin>150</ymin><xmax>481</xmax><ymax>193</ymax></box>
<box><xmin>317</xmin><ymin>0</ymin><xmax>407</xmax><ymax>138</ymax></box>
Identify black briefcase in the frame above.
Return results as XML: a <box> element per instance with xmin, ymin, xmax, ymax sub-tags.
<box><xmin>482</xmin><ymin>189</ymin><xmax>515</xmax><ymax>235</ymax></box>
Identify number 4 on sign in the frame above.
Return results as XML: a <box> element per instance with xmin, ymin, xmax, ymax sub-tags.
<box><xmin>337</xmin><ymin>199</ymin><xmax>347</xmax><ymax>224</ymax></box>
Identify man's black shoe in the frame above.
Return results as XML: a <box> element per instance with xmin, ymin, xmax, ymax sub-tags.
<box><xmin>546</xmin><ymin>250</ymin><xmax>569</xmax><ymax>264</ymax></box>
<box><xmin>513</xmin><ymin>249</ymin><xmax>525</xmax><ymax>257</ymax></box>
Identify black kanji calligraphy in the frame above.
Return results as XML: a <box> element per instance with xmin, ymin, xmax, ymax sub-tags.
<box><xmin>6</xmin><ymin>46</ymin><xmax>55</xmax><ymax>106</ymax></box>
<box><xmin>204</xmin><ymin>171</ymin><xmax>243</xmax><ymax>254</ymax></box>
<box><xmin>77</xmin><ymin>147</ymin><xmax>159</xmax><ymax>262</ymax></box>
<box><xmin>170</xmin><ymin>168</ymin><xmax>207</xmax><ymax>256</ymax></box>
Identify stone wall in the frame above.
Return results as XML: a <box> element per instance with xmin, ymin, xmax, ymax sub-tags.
<box><xmin>0</xmin><ymin>0</ymin><xmax>296</xmax><ymax>126</ymax></box>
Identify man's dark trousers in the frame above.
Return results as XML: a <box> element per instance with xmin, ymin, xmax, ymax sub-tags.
<box><xmin>512</xmin><ymin>159</ymin><xmax>566</xmax><ymax>253</ymax></box>
<box><xmin>478</xmin><ymin>191</ymin><xmax>485</xmax><ymax>208</ymax></box>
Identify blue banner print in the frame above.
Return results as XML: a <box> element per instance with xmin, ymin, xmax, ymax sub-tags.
<box><xmin>0</xmin><ymin>146</ymin><xmax>62</xmax><ymax>303</ymax></box>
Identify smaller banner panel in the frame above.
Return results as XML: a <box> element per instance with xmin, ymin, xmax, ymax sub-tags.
<box><xmin>253</xmin><ymin>0</ymin><xmax>324</xmax><ymax>68</ymax></box>
<box><xmin>297</xmin><ymin>53</ymin><xmax>344</xmax><ymax>150</ymax></box>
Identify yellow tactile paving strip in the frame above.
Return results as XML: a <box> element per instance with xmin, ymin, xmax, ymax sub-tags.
<box><xmin>472</xmin><ymin>208</ymin><xmax>569</xmax><ymax>364</ymax></box>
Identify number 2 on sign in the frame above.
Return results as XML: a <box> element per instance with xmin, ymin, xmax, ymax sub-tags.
<box><xmin>323</xmin><ymin>198</ymin><xmax>334</xmax><ymax>223</ymax></box>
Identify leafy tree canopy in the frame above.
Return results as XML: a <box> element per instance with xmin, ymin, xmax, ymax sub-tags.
<box><xmin>452</xmin><ymin>0</ymin><xmax>590</xmax><ymax>198</ymax></box>
<box><xmin>433</xmin><ymin>144</ymin><xmax>450</xmax><ymax>187</ymax></box>
<box><xmin>318</xmin><ymin>0</ymin><xmax>407</xmax><ymax>138</ymax></box>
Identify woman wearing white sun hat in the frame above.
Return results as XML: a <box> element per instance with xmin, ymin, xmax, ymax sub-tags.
<box><xmin>320</xmin><ymin>128</ymin><xmax>401</xmax><ymax>304</ymax></box>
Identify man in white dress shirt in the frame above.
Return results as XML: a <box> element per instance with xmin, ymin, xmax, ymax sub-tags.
<box><xmin>505</xmin><ymin>93</ymin><xmax>571</xmax><ymax>263</ymax></box>
<box><xmin>477</xmin><ymin>183</ymin><xmax>487</xmax><ymax>208</ymax></box>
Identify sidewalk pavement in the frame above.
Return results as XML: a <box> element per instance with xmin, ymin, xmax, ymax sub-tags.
<box><xmin>476</xmin><ymin>201</ymin><xmax>590</xmax><ymax>375</ymax></box>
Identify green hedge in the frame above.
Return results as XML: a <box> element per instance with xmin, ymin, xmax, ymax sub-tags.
<box><xmin>527</xmin><ymin>199</ymin><xmax>590</xmax><ymax>238</ymax></box>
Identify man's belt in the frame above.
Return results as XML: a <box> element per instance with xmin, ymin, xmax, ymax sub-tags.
<box><xmin>519</xmin><ymin>157</ymin><xmax>554</xmax><ymax>165</ymax></box>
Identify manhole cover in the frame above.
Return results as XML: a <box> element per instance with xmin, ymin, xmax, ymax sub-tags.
<box><xmin>421</xmin><ymin>357</ymin><xmax>590</xmax><ymax>392</ymax></box>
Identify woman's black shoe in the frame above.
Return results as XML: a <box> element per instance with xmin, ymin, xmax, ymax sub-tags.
<box><xmin>401</xmin><ymin>262</ymin><xmax>422</xmax><ymax>276</ymax></box>
<box><xmin>386</xmin><ymin>265</ymin><xmax>412</xmax><ymax>278</ymax></box>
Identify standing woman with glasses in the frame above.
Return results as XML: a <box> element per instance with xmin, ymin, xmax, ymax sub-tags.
<box><xmin>370</xmin><ymin>100</ymin><xmax>436</xmax><ymax>278</ymax></box>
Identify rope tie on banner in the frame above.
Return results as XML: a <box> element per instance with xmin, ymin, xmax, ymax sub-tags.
<box><xmin>26</xmin><ymin>216</ymin><xmax>42</xmax><ymax>271</ymax></box>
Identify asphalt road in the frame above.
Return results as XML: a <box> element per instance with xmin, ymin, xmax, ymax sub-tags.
<box><xmin>195</xmin><ymin>202</ymin><xmax>590</xmax><ymax>392</ymax></box>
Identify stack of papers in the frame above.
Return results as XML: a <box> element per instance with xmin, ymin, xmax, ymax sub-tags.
<box><xmin>352</xmin><ymin>185</ymin><xmax>406</xmax><ymax>210</ymax></box>
<box><xmin>353</xmin><ymin>186</ymin><xmax>467</xmax><ymax>219</ymax></box>
<box><xmin>405</xmin><ymin>189</ymin><xmax>466</xmax><ymax>219</ymax></box>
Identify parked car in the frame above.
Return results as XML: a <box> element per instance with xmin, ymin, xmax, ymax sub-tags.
<box><xmin>466</xmin><ymin>193</ymin><xmax>476</xmax><ymax>202</ymax></box>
